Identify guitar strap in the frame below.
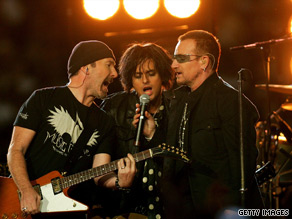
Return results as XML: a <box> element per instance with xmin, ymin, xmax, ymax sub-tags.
<box><xmin>62</xmin><ymin>104</ymin><xmax>97</xmax><ymax>175</ymax></box>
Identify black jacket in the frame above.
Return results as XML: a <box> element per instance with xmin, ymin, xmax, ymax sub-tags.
<box><xmin>162</xmin><ymin>74</ymin><xmax>262</xmax><ymax>218</ymax></box>
<box><xmin>101</xmin><ymin>91</ymin><xmax>170</xmax><ymax>218</ymax></box>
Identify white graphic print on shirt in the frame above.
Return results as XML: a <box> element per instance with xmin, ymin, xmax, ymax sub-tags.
<box><xmin>44</xmin><ymin>106</ymin><xmax>99</xmax><ymax>157</ymax></box>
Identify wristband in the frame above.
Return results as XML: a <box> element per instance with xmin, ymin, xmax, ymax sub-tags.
<box><xmin>115</xmin><ymin>177</ymin><xmax>131</xmax><ymax>191</ymax></box>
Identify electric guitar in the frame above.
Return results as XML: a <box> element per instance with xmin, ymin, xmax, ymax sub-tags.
<box><xmin>0</xmin><ymin>144</ymin><xmax>189</xmax><ymax>219</ymax></box>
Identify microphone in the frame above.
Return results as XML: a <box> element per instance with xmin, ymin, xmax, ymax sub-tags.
<box><xmin>230</xmin><ymin>37</ymin><xmax>292</xmax><ymax>51</ymax></box>
<box><xmin>134</xmin><ymin>94</ymin><xmax>150</xmax><ymax>147</ymax></box>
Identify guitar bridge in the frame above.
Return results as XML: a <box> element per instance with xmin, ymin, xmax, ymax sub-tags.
<box><xmin>51</xmin><ymin>177</ymin><xmax>62</xmax><ymax>194</ymax></box>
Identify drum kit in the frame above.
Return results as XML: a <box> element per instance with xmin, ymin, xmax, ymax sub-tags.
<box><xmin>255</xmin><ymin>84</ymin><xmax>292</xmax><ymax>209</ymax></box>
<box><xmin>231</xmin><ymin>35</ymin><xmax>292</xmax><ymax>209</ymax></box>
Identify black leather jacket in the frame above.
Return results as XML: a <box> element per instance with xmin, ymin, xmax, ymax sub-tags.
<box><xmin>101</xmin><ymin>91</ymin><xmax>170</xmax><ymax>218</ymax></box>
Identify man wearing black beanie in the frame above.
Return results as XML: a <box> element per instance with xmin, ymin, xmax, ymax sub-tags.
<box><xmin>6</xmin><ymin>40</ymin><xmax>136</xmax><ymax>218</ymax></box>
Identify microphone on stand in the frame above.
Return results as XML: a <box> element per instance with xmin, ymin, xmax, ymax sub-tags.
<box><xmin>230</xmin><ymin>36</ymin><xmax>292</xmax><ymax>51</ymax></box>
<box><xmin>134</xmin><ymin>94</ymin><xmax>150</xmax><ymax>147</ymax></box>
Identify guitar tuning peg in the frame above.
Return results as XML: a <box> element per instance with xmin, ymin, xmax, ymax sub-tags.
<box><xmin>171</xmin><ymin>146</ymin><xmax>175</xmax><ymax>149</ymax></box>
<box><xmin>162</xmin><ymin>143</ymin><xmax>166</xmax><ymax>146</ymax></box>
<box><xmin>158</xmin><ymin>144</ymin><xmax>161</xmax><ymax>148</ymax></box>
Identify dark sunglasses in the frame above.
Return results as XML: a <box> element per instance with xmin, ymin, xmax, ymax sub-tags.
<box><xmin>172</xmin><ymin>54</ymin><xmax>201</xmax><ymax>63</ymax></box>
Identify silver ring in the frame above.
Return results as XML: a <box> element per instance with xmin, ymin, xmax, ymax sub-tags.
<box><xmin>22</xmin><ymin>207</ymin><xmax>27</xmax><ymax>211</ymax></box>
<box><xmin>121</xmin><ymin>166</ymin><xmax>125</xmax><ymax>169</ymax></box>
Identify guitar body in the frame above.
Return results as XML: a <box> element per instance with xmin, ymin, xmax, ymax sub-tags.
<box><xmin>0</xmin><ymin>176</ymin><xmax>30</xmax><ymax>219</ymax></box>
<box><xmin>0</xmin><ymin>171</ymin><xmax>88</xmax><ymax>219</ymax></box>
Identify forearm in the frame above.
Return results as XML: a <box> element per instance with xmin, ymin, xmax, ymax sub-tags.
<box><xmin>94</xmin><ymin>172</ymin><xmax>116</xmax><ymax>189</ymax></box>
<box><xmin>7</xmin><ymin>126</ymin><xmax>41</xmax><ymax>214</ymax></box>
<box><xmin>93</xmin><ymin>153</ymin><xmax>136</xmax><ymax>190</ymax></box>
<box><xmin>7</xmin><ymin>149</ymin><xmax>32</xmax><ymax>192</ymax></box>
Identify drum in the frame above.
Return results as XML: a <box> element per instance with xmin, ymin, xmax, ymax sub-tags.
<box><xmin>256</xmin><ymin>108</ymin><xmax>292</xmax><ymax>184</ymax></box>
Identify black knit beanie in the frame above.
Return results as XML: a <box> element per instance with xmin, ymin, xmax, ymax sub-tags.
<box><xmin>67</xmin><ymin>40</ymin><xmax>115</xmax><ymax>77</ymax></box>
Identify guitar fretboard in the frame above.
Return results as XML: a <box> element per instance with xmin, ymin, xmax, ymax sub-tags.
<box><xmin>60</xmin><ymin>148</ymin><xmax>153</xmax><ymax>188</ymax></box>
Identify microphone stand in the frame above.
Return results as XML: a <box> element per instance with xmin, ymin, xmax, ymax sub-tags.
<box><xmin>261</xmin><ymin>46</ymin><xmax>272</xmax><ymax>162</ymax></box>
<box><xmin>261</xmin><ymin>45</ymin><xmax>274</xmax><ymax>209</ymax></box>
<box><xmin>230</xmin><ymin>36</ymin><xmax>292</xmax><ymax>209</ymax></box>
<box><xmin>238</xmin><ymin>68</ymin><xmax>246</xmax><ymax>207</ymax></box>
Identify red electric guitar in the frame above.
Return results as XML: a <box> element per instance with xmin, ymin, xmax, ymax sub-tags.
<box><xmin>0</xmin><ymin>144</ymin><xmax>189</xmax><ymax>219</ymax></box>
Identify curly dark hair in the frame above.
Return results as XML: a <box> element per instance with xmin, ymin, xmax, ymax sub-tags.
<box><xmin>119</xmin><ymin>43</ymin><xmax>174</xmax><ymax>92</ymax></box>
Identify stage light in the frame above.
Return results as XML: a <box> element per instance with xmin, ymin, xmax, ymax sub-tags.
<box><xmin>83</xmin><ymin>0</ymin><xmax>120</xmax><ymax>20</ymax></box>
<box><xmin>123</xmin><ymin>0</ymin><xmax>160</xmax><ymax>20</ymax></box>
<box><xmin>290</xmin><ymin>57</ymin><xmax>292</xmax><ymax>77</ymax></box>
<box><xmin>164</xmin><ymin>0</ymin><xmax>200</xmax><ymax>18</ymax></box>
<box><xmin>104</xmin><ymin>24</ymin><xmax>189</xmax><ymax>37</ymax></box>
<box><xmin>290</xmin><ymin>16</ymin><xmax>292</xmax><ymax>33</ymax></box>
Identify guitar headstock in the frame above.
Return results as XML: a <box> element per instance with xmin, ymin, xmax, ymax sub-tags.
<box><xmin>151</xmin><ymin>143</ymin><xmax>190</xmax><ymax>163</ymax></box>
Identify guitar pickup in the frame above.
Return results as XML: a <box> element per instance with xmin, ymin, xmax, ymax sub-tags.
<box><xmin>51</xmin><ymin>177</ymin><xmax>62</xmax><ymax>194</ymax></box>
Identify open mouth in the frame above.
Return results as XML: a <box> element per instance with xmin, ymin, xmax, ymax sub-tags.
<box><xmin>143</xmin><ymin>86</ymin><xmax>153</xmax><ymax>96</ymax></box>
<box><xmin>143</xmin><ymin>86</ymin><xmax>152</xmax><ymax>92</ymax></box>
<box><xmin>103</xmin><ymin>78</ymin><xmax>113</xmax><ymax>87</ymax></box>
<box><xmin>103</xmin><ymin>81</ymin><xmax>110</xmax><ymax>86</ymax></box>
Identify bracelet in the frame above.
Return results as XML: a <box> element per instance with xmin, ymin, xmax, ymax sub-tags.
<box><xmin>115</xmin><ymin>177</ymin><xmax>131</xmax><ymax>191</ymax></box>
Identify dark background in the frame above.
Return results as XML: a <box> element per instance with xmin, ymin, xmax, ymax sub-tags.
<box><xmin>0</xmin><ymin>0</ymin><xmax>292</xmax><ymax>164</ymax></box>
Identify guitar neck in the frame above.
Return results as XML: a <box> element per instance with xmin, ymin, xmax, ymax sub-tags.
<box><xmin>61</xmin><ymin>148</ymin><xmax>153</xmax><ymax>188</ymax></box>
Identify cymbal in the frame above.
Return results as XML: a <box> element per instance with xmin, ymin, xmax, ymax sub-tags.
<box><xmin>255</xmin><ymin>84</ymin><xmax>292</xmax><ymax>95</ymax></box>
<box><xmin>282</xmin><ymin>103</ymin><xmax>292</xmax><ymax>111</ymax></box>
<box><xmin>281</xmin><ymin>96</ymin><xmax>292</xmax><ymax>111</ymax></box>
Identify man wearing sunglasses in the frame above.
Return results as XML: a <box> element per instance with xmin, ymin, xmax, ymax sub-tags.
<box><xmin>157</xmin><ymin>30</ymin><xmax>263</xmax><ymax>218</ymax></box>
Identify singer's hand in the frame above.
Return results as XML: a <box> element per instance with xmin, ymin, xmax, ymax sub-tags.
<box><xmin>132</xmin><ymin>103</ymin><xmax>156</xmax><ymax>139</ymax></box>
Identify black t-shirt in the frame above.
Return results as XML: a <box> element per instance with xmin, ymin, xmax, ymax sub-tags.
<box><xmin>14</xmin><ymin>86</ymin><xmax>114</xmax><ymax>180</ymax></box>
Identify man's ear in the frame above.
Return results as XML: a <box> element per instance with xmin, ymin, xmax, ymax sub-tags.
<box><xmin>200</xmin><ymin>57</ymin><xmax>206</xmax><ymax>65</ymax></box>
<box><xmin>81</xmin><ymin>66</ymin><xmax>89</xmax><ymax>74</ymax></box>
<box><xmin>200</xmin><ymin>57</ymin><xmax>208</xmax><ymax>72</ymax></box>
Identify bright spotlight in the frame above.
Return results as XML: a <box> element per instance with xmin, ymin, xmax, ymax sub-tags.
<box><xmin>290</xmin><ymin>57</ymin><xmax>292</xmax><ymax>78</ymax></box>
<box><xmin>123</xmin><ymin>0</ymin><xmax>160</xmax><ymax>20</ymax></box>
<box><xmin>83</xmin><ymin>0</ymin><xmax>120</xmax><ymax>20</ymax></box>
<box><xmin>290</xmin><ymin>16</ymin><xmax>292</xmax><ymax>33</ymax></box>
<box><xmin>164</xmin><ymin>0</ymin><xmax>200</xmax><ymax>18</ymax></box>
